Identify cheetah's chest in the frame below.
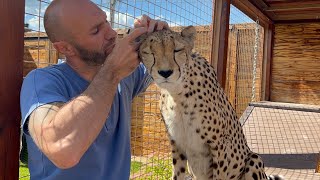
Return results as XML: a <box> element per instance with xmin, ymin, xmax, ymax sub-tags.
<box><xmin>161</xmin><ymin>93</ymin><xmax>207</xmax><ymax>154</ymax></box>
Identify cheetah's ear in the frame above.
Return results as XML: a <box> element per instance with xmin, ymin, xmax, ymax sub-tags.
<box><xmin>181</xmin><ymin>26</ymin><xmax>196</xmax><ymax>47</ymax></box>
<box><xmin>181</xmin><ymin>25</ymin><xmax>196</xmax><ymax>38</ymax></box>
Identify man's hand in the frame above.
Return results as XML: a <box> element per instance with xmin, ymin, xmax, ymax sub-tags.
<box><xmin>104</xmin><ymin>27</ymin><xmax>148</xmax><ymax>82</ymax></box>
<box><xmin>104</xmin><ymin>15</ymin><xmax>169</xmax><ymax>82</ymax></box>
<box><xmin>134</xmin><ymin>14</ymin><xmax>169</xmax><ymax>33</ymax></box>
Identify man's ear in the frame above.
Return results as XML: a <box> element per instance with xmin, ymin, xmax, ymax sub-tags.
<box><xmin>53</xmin><ymin>41</ymin><xmax>76</xmax><ymax>57</ymax></box>
<box><xmin>181</xmin><ymin>25</ymin><xmax>196</xmax><ymax>48</ymax></box>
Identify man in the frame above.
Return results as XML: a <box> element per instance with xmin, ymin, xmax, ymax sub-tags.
<box><xmin>20</xmin><ymin>0</ymin><xmax>169</xmax><ymax>179</ymax></box>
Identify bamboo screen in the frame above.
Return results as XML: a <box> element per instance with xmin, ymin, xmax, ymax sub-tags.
<box><xmin>225</xmin><ymin>5</ymin><xmax>264</xmax><ymax>118</ymax></box>
<box><xmin>22</xmin><ymin>0</ymin><xmax>214</xmax><ymax>179</ymax></box>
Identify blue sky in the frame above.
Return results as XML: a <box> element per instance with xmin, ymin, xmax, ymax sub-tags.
<box><xmin>25</xmin><ymin>0</ymin><xmax>253</xmax><ymax>32</ymax></box>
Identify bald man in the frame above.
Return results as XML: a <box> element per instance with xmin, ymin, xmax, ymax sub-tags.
<box><xmin>20</xmin><ymin>0</ymin><xmax>169</xmax><ymax>179</ymax></box>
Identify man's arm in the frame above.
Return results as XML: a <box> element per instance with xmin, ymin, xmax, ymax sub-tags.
<box><xmin>28</xmin><ymin>63</ymin><xmax>120</xmax><ymax>169</ymax></box>
<box><xmin>28</xmin><ymin>27</ymin><xmax>147</xmax><ymax>169</ymax></box>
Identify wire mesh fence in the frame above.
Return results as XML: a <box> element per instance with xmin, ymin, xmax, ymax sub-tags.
<box><xmin>225</xmin><ymin>5</ymin><xmax>264</xmax><ymax>118</ymax></box>
<box><xmin>21</xmin><ymin>1</ymin><xmax>274</xmax><ymax>179</ymax></box>
<box><xmin>241</xmin><ymin>102</ymin><xmax>320</xmax><ymax>179</ymax></box>
<box><xmin>17</xmin><ymin>0</ymin><xmax>320</xmax><ymax>179</ymax></box>
<box><xmin>22</xmin><ymin>0</ymin><xmax>214</xmax><ymax>179</ymax></box>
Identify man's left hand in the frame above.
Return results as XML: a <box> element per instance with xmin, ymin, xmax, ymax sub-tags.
<box><xmin>134</xmin><ymin>14</ymin><xmax>169</xmax><ymax>33</ymax></box>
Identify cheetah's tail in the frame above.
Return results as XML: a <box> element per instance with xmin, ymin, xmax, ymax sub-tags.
<box><xmin>268</xmin><ymin>175</ymin><xmax>285</xmax><ymax>180</ymax></box>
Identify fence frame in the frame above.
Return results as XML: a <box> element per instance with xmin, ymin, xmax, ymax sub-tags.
<box><xmin>0</xmin><ymin>0</ymin><xmax>25</xmax><ymax>179</ymax></box>
<box><xmin>211</xmin><ymin>0</ymin><xmax>231</xmax><ymax>89</ymax></box>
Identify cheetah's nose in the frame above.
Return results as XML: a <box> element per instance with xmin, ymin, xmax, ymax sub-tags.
<box><xmin>158</xmin><ymin>70</ymin><xmax>173</xmax><ymax>78</ymax></box>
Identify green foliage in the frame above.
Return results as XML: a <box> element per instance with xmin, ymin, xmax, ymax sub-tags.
<box><xmin>19</xmin><ymin>159</ymin><xmax>172</xmax><ymax>180</ymax></box>
<box><xmin>131</xmin><ymin>161</ymin><xmax>143</xmax><ymax>174</ymax></box>
<box><xmin>131</xmin><ymin>158</ymin><xmax>172</xmax><ymax>180</ymax></box>
<box><xmin>19</xmin><ymin>162</ymin><xmax>30</xmax><ymax>180</ymax></box>
<box><xmin>145</xmin><ymin>158</ymin><xmax>172</xmax><ymax>180</ymax></box>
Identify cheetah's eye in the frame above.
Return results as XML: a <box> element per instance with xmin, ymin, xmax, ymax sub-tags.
<box><xmin>174</xmin><ymin>48</ymin><xmax>184</xmax><ymax>53</ymax></box>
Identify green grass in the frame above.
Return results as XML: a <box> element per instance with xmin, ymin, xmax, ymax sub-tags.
<box><xmin>145</xmin><ymin>158</ymin><xmax>172</xmax><ymax>180</ymax></box>
<box><xmin>18</xmin><ymin>159</ymin><xmax>172</xmax><ymax>180</ymax></box>
<box><xmin>19</xmin><ymin>162</ymin><xmax>30</xmax><ymax>180</ymax></box>
<box><xmin>131</xmin><ymin>161</ymin><xmax>143</xmax><ymax>173</ymax></box>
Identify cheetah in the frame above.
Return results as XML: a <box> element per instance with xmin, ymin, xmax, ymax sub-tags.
<box><xmin>138</xmin><ymin>26</ymin><xmax>284</xmax><ymax>180</ymax></box>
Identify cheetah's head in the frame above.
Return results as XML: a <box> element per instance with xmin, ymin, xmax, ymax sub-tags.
<box><xmin>139</xmin><ymin>26</ymin><xmax>196</xmax><ymax>90</ymax></box>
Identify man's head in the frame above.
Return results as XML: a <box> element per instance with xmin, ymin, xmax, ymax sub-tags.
<box><xmin>44</xmin><ymin>0</ymin><xmax>117</xmax><ymax>65</ymax></box>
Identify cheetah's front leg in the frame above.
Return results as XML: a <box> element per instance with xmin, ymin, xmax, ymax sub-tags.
<box><xmin>170</xmin><ymin>140</ymin><xmax>187</xmax><ymax>180</ymax></box>
<box><xmin>208</xmin><ymin>141</ymin><xmax>229</xmax><ymax>180</ymax></box>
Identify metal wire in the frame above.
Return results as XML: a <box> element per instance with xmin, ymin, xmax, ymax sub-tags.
<box><xmin>242</xmin><ymin>102</ymin><xmax>320</xmax><ymax>179</ymax></box>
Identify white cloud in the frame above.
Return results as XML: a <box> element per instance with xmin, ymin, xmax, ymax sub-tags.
<box><xmin>25</xmin><ymin>7</ymin><xmax>46</xmax><ymax>32</ymax></box>
<box><xmin>24</xmin><ymin>0</ymin><xmax>182</xmax><ymax>32</ymax></box>
<box><xmin>27</xmin><ymin>16</ymin><xmax>45</xmax><ymax>32</ymax></box>
<box><xmin>168</xmin><ymin>21</ymin><xmax>183</xmax><ymax>27</ymax></box>
<box><xmin>25</xmin><ymin>0</ymin><xmax>51</xmax><ymax>32</ymax></box>
<box><xmin>155</xmin><ymin>14</ymin><xmax>182</xmax><ymax>27</ymax></box>
<box><xmin>109</xmin><ymin>11</ymin><xmax>135</xmax><ymax>28</ymax></box>
<box><xmin>101</xmin><ymin>9</ymin><xmax>136</xmax><ymax>29</ymax></box>
<box><xmin>25</xmin><ymin>0</ymin><xmax>51</xmax><ymax>16</ymax></box>
<box><xmin>26</xmin><ymin>8</ymin><xmax>136</xmax><ymax>32</ymax></box>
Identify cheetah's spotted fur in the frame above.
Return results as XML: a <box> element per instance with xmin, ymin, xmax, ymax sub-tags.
<box><xmin>139</xmin><ymin>26</ymin><xmax>284</xmax><ymax>180</ymax></box>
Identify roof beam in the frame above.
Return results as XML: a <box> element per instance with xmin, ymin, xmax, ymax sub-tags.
<box><xmin>232</xmin><ymin>0</ymin><xmax>273</xmax><ymax>28</ymax></box>
<box><xmin>265</xmin><ymin>4</ymin><xmax>320</xmax><ymax>12</ymax></box>
<box><xmin>265</xmin><ymin>0</ymin><xmax>320</xmax><ymax>5</ymax></box>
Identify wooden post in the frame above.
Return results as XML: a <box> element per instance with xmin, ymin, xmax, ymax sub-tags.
<box><xmin>261</xmin><ymin>23</ymin><xmax>274</xmax><ymax>101</ymax></box>
<box><xmin>211</xmin><ymin>0</ymin><xmax>231</xmax><ymax>89</ymax></box>
<box><xmin>0</xmin><ymin>0</ymin><xmax>25</xmax><ymax>179</ymax></box>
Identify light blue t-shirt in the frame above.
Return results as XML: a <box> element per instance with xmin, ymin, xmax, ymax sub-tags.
<box><xmin>20</xmin><ymin>62</ymin><xmax>153</xmax><ymax>180</ymax></box>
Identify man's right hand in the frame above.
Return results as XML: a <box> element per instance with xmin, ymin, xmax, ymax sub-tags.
<box><xmin>104</xmin><ymin>27</ymin><xmax>148</xmax><ymax>83</ymax></box>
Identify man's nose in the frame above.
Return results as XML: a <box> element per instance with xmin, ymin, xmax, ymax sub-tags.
<box><xmin>104</xmin><ymin>26</ymin><xmax>117</xmax><ymax>40</ymax></box>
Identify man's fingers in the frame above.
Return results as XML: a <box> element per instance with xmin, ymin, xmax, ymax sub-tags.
<box><xmin>163</xmin><ymin>21</ymin><xmax>170</xmax><ymax>30</ymax></box>
<box><xmin>141</xmin><ymin>14</ymin><xmax>151</xmax><ymax>23</ymax></box>
<box><xmin>126</xmin><ymin>27</ymin><xmax>148</xmax><ymax>42</ymax></box>
<box><xmin>140</xmin><ymin>15</ymin><xmax>150</xmax><ymax>27</ymax></box>
<box><xmin>158</xmin><ymin>21</ymin><xmax>169</xmax><ymax>30</ymax></box>
<box><xmin>134</xmin><ymin>19</ymin><xmax>142</xmax><ymax>28</ymax></box>
<box><xmin>133</xmin><ymin>41</ymin><xmax>142</xmax><ymax>50</ymax></box>
<box><xmin>157</xmin><ymin>22</ymin><xmax>164</xmax><ymax>31</ymax></box>
<box><xmin>148</xmin><ymin>19</ymin><xmax>157</xmax><ymax>33</ymax></box>
<box><xmin>134</xmin><ymin>15</ymin><xmax>150</xmax><ymax>28</ymax></box>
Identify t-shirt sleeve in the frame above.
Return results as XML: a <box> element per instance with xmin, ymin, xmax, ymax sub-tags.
<box><xmin>126</xmin><ymin>63</ymin><xmax>154</xmax><ymax>98</ymax></box>
<box><xmin>20</xmin><ymin>69</ymin><xmax>68</xmax><ymax>135</ymax></box>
